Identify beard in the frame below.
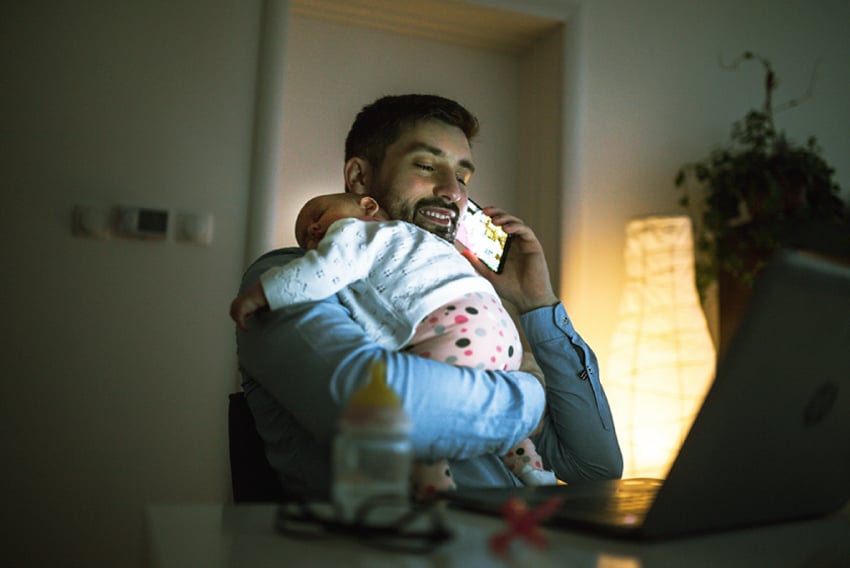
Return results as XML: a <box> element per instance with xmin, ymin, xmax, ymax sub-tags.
<box><xmin>386</xmin><ymin>197</ymin><xmax>460</xmax><ymax>243</ymax></box>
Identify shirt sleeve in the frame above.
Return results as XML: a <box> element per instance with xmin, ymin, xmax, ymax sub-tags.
<box><xmin>521</xmin><ymin>303</ymin><xmax>624</xmax><ymax>481</ymax></box>
<box><xmin>237</xmin><ymin>248</ymin><xmax>546</xmax><ymax>462</ymax></box>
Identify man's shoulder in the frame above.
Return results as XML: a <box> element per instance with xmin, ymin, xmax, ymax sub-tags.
<box><xmin>253</xmin><ymin>246</ymin><xmax>304</xmax><ymax>264</ymax></box>
<box><xmin>241</xmin><ymin>247</ymin><xmax>304</xmax><ymax>285</ymax></box>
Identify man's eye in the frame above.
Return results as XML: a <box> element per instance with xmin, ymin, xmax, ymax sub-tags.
<box><xmin>456</xmin><ymin>176</ymin><xmax>468</xmax><ymax>186</ymax></box>
<box><xmin>416</xmin><ymin>163</ymin><xmax>434</xmax><ymax>172</ymax></box>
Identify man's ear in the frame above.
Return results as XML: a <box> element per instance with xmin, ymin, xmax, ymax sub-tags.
<box><xmin>358</xmin><ymin>196</ymin><xmax>380</xmax><ymax>217</ymax></box>
<box><xmin>344</xmin><ymin>157</ymin><xmax>372</xmax><ymax>196</ymax></box>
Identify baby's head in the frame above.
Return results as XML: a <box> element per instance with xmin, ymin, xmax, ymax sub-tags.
<box><xmin>295</xmin><ymin>192</ymin><xmax>387</xmax><ymax>250</ymax></box>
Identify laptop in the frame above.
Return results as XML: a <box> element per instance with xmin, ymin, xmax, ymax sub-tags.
<box><xmin>444</xmin><ymin>249</ymin><xmax>850</xmax><ymax>538</ymax></box>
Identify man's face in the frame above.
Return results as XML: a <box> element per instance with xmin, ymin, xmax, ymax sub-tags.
<box><xmin>365</xmin><ymin>120</ymin><xmax>475</xmax><ymax>242</ymax></box>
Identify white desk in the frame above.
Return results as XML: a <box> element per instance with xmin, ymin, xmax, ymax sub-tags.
<box><xmin>146</xmin><ymin>502</ymin><xmax>850</xmax><ymax>568</ymax></box>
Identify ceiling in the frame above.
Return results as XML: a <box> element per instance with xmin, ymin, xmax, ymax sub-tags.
<box><xmin>289</xmin><ymin>0</ymin><xmax>563</xmax><ymax>54</ymax></box>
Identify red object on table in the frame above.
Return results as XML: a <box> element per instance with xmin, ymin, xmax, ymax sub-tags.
<box><xmin>489</xmin><ymin>496</ymin><xmax>565</xmax><ymax>555</ymax></box>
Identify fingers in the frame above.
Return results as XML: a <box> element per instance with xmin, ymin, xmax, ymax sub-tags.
<box><xmin>480</xmin><ymin>206</ymin><xmax>542</xmax><ymax>249</ymax></box>
<box><xmin>230</xmin><ymin>294</ymin><xmax>261</xmax><ymax>331</ymax></box>
<box><xmin>229</xmin><ymin>298</ymin><xmax>251</xmax><ymax>331</ymax></box>
<box><xmin>229</xmin><ymin>281</ymin><xmax>270</xmax><ymax>331</ymax></box>
<box><xmin>481</xmin><ymin>207</ymin><xmax>522</xmax><ymax>230</ymax></box>
<box><xmin>481</xmin><ymin>207</ymin><xmax>530</xmax><ymax>235</ymax></box>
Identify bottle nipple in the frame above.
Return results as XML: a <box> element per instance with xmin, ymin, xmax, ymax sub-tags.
<box><xmin>341</xmin><ymin>359</ymin><xmax>409</xmax><ymax>430</ymax></box>
<box><xmin>348</xmin><ymin>360</ymin><xmax>401</xmax><ymax>409</ymax></box>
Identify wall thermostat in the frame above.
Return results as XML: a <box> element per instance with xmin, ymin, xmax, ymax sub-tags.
<box><xmin>116</xmin><ymin>206</ymin><xmax>170</xmax><ymax>239</ymax></box>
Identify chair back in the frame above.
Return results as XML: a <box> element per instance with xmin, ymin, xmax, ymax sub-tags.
<box><xmin>228</xmin><ymin>392</ymin><xmax>284</xmax><ymax>502</ymax></box>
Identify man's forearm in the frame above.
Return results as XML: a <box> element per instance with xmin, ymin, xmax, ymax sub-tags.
<box><xmin>521</xmin><ymin>303</ymin><xmax>623</xmax><ymax>481</ymax></box>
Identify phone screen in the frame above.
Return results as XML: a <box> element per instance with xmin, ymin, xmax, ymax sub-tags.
<box><xmin>455</xmin><ymin>198</ymin><xmax>512</xmax><ymax>273</ymax></box>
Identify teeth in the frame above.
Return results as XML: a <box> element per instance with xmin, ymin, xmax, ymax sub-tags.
<box><xmin>420</xmin><ymin>209</ymin><xmax>452</xmax><ymax>220</ymax></box>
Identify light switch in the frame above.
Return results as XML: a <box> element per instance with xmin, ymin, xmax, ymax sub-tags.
<box><xmin>72</xmin><ymin>204</ymin><xmax>111</xmax><ymax>239</ymax></box>
<box><xmin>176</xmin><ymin>211</ymin><xmax>214</xmax><ymax>245</ymax></box>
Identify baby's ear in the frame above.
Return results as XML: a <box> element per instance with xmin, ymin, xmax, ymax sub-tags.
<box><xmin>359</xmin><ymin>196</ymin><xmax>380</xmax><ymax>217</ymax></box>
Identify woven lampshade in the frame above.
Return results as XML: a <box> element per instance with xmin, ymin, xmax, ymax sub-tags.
<box><xmin>606</xmin><ymin>216</ymin><xmax>716</xmax><ymax>478</ymax></box>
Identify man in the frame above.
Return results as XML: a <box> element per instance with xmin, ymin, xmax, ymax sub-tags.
<box><xmin>236</xmin><ymin>94</ymin><xmax>622</xmax><ymax>499</ymax></box>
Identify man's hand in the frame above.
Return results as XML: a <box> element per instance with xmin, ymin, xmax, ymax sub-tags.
<box><xmin>229</xmin><ymin>280</ymin><xmax>270</xmax><ymax>330</ymax></box>
<box><xmin>463</xmin><ymin>207</ymin><xmax>559</xmax><ymax>314</ymax></box>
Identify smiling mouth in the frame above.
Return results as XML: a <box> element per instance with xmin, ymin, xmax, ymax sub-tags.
<box><xmin>416</xmin><ymin>207</ymin><xmax>456</xmax><ymax>227</ymax></box>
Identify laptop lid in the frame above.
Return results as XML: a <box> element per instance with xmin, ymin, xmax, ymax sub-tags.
<box><xmin>445</xmin><ymin>250</ymin><xmax>850</xmax><ymax>539</ymax></box>
<box><xmin>642</xmin><ymin>250</ymin><xmax>850</xmax><ymax>537</ymax></box>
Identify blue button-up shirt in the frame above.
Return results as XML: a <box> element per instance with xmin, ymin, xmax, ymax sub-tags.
<box><xmin>237</xmin><ymin>248</ymin><xmax>622</xmax><ymax>498</ymax></box>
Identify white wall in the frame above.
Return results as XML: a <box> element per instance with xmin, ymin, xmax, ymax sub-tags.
<box><xmin>273</xmin><ymin>14</ymin><xmax>522</xmax><ymax>248</ymax></box>
<box><xmin>1</xmin><ymin>1</ymin><xmax>261</xmax><ymax>566</ymax></box>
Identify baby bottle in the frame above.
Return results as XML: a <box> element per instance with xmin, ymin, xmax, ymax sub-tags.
<box><xmin>332</xmin><ymin>359</ymin><xmax>412</xmax><ymax>522</ymax></box>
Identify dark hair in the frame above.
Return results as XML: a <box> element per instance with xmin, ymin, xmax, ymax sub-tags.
<box><xmin>344</xmin><ymin>94</ymin><xmax>479</xmax><ymax>167</ymax></box>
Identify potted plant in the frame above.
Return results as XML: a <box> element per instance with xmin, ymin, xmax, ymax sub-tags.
<box><xmin>675</xmin><ymin>52</ymin><xmax>847</xmax><ymax>352</ymax></box>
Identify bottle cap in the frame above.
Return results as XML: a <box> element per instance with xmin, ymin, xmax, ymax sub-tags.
<box><xmin>340</xmin><ymin>359</ymin><xmax>410</xmax><ymax>431</ymax></box>
<box><xmin>347</xmin><ymin>360</ymin><xmax>400</xmax><ymax>408</ymax></box>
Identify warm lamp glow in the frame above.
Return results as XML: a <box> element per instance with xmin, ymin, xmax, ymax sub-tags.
<box><xmin>606</xmin><ymin>216</ymin><xmax>716</xmax><ymax>479</ymax></box>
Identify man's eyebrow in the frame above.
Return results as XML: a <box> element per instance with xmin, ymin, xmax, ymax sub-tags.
<box><xmin>409</xmin><ymin>142</ymin><xmax>475</xmax><ymax>174</ymax></box>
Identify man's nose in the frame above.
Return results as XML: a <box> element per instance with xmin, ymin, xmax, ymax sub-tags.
<box><xmin>433</xmin><ymin>172</ymin><xmax>465</xmax><ymax>204</ymax></box>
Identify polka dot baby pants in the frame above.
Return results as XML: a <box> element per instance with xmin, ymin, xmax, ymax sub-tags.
<box><xmin>405</xmin><ymin>292</ymin><xmax>520</xmax><ymax>371</ymax></box>
<box><xmin>403</xmin><ymin>292</ymin><xmax>557</xmax><ymax>499</ymax></box>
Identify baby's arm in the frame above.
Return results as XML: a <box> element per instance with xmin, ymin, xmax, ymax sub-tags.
<box><xmin>229</xmin><ymin>280</ymin><xmax>269</xmax><ymax>330</ymax></box>
<box><xmin>260</xmin><ymin>218</ymin><xmax>379</xmax><ymax>310</ymax></box>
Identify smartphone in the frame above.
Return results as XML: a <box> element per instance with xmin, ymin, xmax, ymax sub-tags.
<box><xmin>455</xmin><ymin>198</ymin><xmax>512</xmax><ymax>273</ymax></box>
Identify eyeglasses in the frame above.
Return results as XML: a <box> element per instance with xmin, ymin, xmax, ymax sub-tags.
<box><xmin>275</xmin><ymin>495</ymin><xmax>454</xmax><ymax>554</ymax></box>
